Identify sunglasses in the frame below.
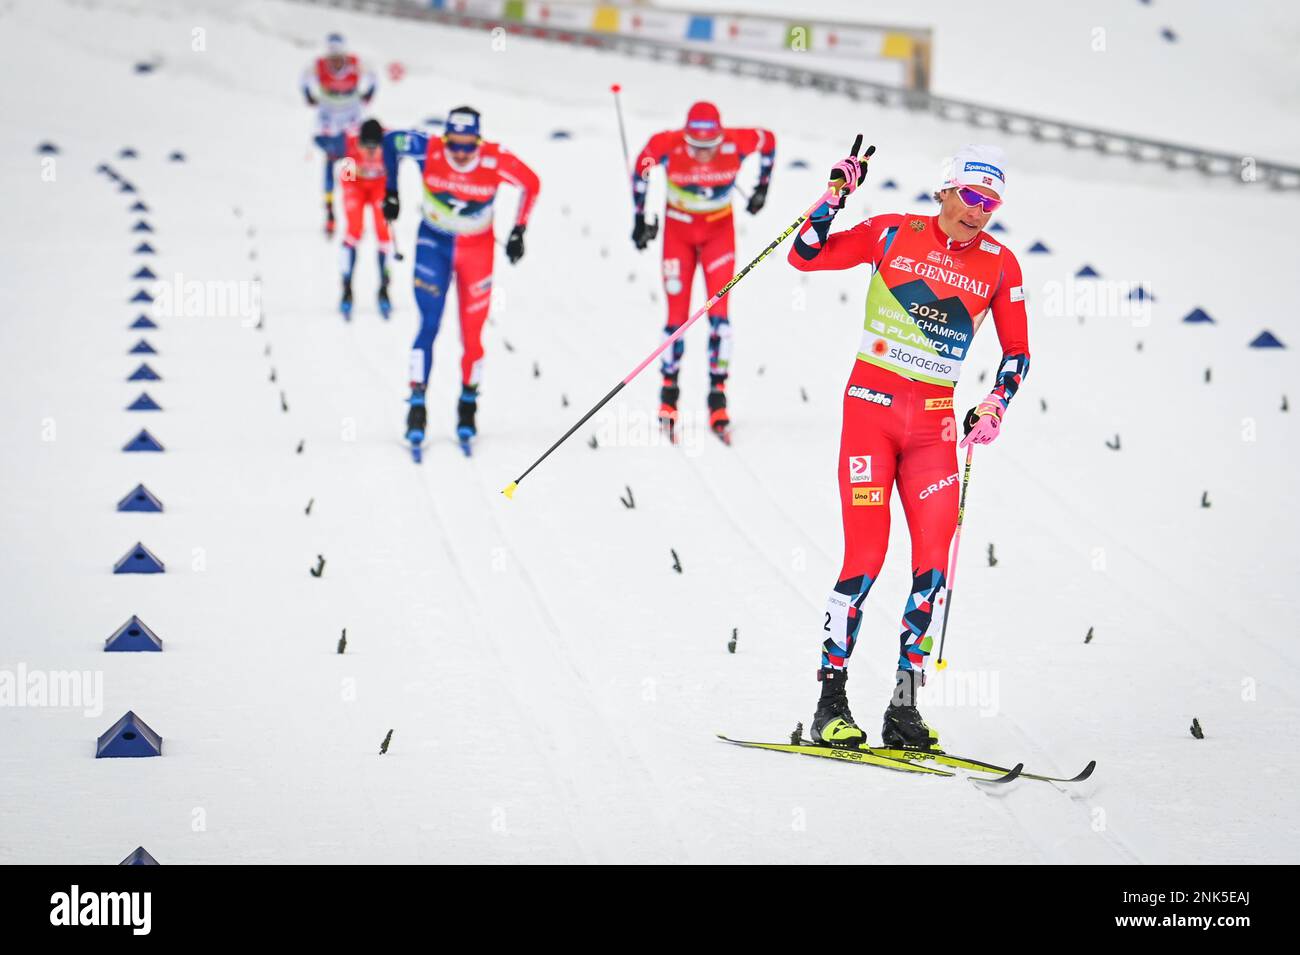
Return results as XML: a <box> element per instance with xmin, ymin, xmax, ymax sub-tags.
<box><xmin>444</xmin><ymin>137</ymin><xmax>480</xmax><ymax>154</ymax></box>
<box><xmin>955</xmin><ymin>186</ymin><xmax>1002</xmax><ymax>214</ymax></box>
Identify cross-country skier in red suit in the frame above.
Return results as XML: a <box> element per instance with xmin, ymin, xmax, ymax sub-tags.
<box><xmin>337</xmin><ymin>118</ymin><xmax>393</xmax><ymax>320</ymax></box>
<box><xmin>301</xmin><ymin>32</ymin><xmax>376</xmax><ymax>237</ymax></box>
<box><xmin>787</xmin><ymin>143</ymin><xmax>1030</xmax><ymax>750</ymax></box>
<box><xmin>631</xmin><ymin>102</ymin><xmax>775</xmax><ymax>443</ymax></box>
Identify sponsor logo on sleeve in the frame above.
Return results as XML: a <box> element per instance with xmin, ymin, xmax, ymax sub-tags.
<box><xmin>979</xmin><ymin>239</ymin><xmax>1001</xmax><ymax>255</ymax></box>
<box><xmin>847</xmin><ymin>455</ymin><xmax>872</xmax><ymax>482</ymax></box>
<box><xmin>847</xmin><ymin>385</ymin><xmax>893</xmax><ymax>406</ymax></box>
<box><xmin>924</xmin><ymin>397</ymin><xmax>954</xmax><ymax>411</ymax></box>
<box><xmin>852</xmin><ymin>486</ymin><xmax>885</xmax><ymax>506</ymax></box>
<box><xmin>1009</xmin><ymin>285</ymin><xmax>1025</xmax><ymax>302</ymax></box>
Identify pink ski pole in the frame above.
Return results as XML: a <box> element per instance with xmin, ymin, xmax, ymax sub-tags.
<box><xmin>933</xmin><ymin>444</ymin><xmax>975</xmax><ymax>670</ymax></box>
<box><xmin>503</xmin><ymin>139</ymin><xmax>872</xmax><ymax>499</ymax></box>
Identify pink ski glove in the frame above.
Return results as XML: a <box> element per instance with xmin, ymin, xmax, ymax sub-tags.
<box><xmin>959</xmin><ymin>395</ymin><xmax>1007</xmax><ymax>448</ymax></box>
<box><xmin>828</xmin><ymin>157</ymin><xmax>863</xmax><ymax>210</ymax></box>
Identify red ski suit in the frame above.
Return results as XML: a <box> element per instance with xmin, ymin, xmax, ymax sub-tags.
<box><xmin>633</xmin><ymin>127</ymin><xmax>775</xmax><ymax>383</ymax></box>
<box><xmin>789</xmin><ymin>211</ymin><xmax>1030</xmax><ymax>675</ymax></box>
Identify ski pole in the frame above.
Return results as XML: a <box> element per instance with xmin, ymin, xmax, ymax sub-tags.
<box><xmin>391</xmin><ymin>225</ymin><xmax>404</xmax><ymax>262</ymax></box>
<box><xmin>611</xmin><ymin>83</ymin><xmax>658</xmax><ymax>242</ymax></box>
<box><xmin>933</xmin><ymin>444</ymin><xmax>974</xmax><ymax>670</ymax></box>
<box><xmin>502</xmin><ymin>137</ymin><xmax>872</xmax><ymax>500</ymax></box>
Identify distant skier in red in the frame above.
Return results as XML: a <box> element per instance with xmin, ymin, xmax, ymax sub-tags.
<box><xmin>788</xmin><ymin>144</ymin><xmax>1030</xmax><ymax>751</ymax></box>
<box><xmin>336</xmin><ymin>118</ymin><xmax>393</xmax><ymax>319</ymax></box>
<box><xmin>631</xmin><ymin>102</ymin><xmax>775</xmax><ymax>442</ymax></box>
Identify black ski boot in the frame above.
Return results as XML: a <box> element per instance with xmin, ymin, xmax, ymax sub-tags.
<box><xmin>457</xmin><ymin>387</ymin><xmax>477</xmax><ymax>454</ymax></box>
<box><xmin>339</xmin><ymin>279</ymin><xmax>353</xmax><ymax>319</ymax></box>
<box><xmin>707</xmin><ymin>380</ymin><xmax>730</xmax><ymax>443</ymax></box>
<box><xmin>810</xmin><ymin>667</ymin><xmax>866</xmax><ymax>746</ymax></box>
<box><xmin>406</xmin><ymin>385</ymin><xmax>427</xmax><ymax>442</ymax></box>
<box><xmin>659</xmin><ymin>374</ymin><xmax>680</xmax><ymax>443</ymax></box>
<box><xmin>881</xmin><ymin>669</ymin><xmax>940</xmax><ymax>750</ymax></box>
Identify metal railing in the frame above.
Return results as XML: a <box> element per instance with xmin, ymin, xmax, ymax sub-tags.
<box><xmin>294</xmin><ymin>0</ymin><xmax>1300</xmax><ymax>190</ymax></box>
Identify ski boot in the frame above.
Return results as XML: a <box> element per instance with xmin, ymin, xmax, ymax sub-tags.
<box><xmin>456</xmin><ymin>386</ymin><xmax>477</xmax><ymax>456</ymax></box>
<box><xmin>810</xmin><ymin>667</ymin><xmax>866</xmax><ymax>746</ymax></box>
<box><xmin>658</xmin><ymin>374</ymin><xmax>680</xmax><ymax>444</ymax></box>
<box><xmin>339</xmin><ymin>279</ymin><xmax>353</xmax><ymax>320</ymax></box>
<box><xmin>377</xmin><ymin>279</ymin><xmax>391</xmax><ymax>320</ymax></box>
<box><xmin>881</xmin><ymin>669</ymin><xmax>941</xmax><ymax>751</ymax></box>
<box><xmin>324</xmin><ymin>194</ymin><xmax>336</xmax><ymax>238</ymax></box>
<box><xmin>707</xmin><ymin>380</ymin><xmax>731</xmax><ymax>444</ymax></box>
<box><xmin>406</xmin><ymin>385</ymin><xmax>427</xmax><ymax>463</ymax></box>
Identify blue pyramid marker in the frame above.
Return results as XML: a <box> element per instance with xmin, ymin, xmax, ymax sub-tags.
<box><xmin>112</xmin><ymin>541</ymin><xmax>166</xmax><ymax>574</ymax></box>
<box><xmin>130</xmin><ymin>314</ymin><xmax>158</xmax><ymax>329</ymax></box>
<box><xmin>117</xmin><ymin>483</ymin><xmax>164</xmax><ymax>511</ymax></box>
<box><xmin>1028</xmin><ymin>240</ymin><xmax>1051</xmax><ymax>254</ymax></box>
<box><xmin>120</xmin><ymin>846</ymin><xmax>161</xmax><ymax>865</ymax></box>
<box><xmin>129</xmin><ymin>339</ymin><xmax>157</xmax><ymax>355</ymax></box>
<box><xmin>132</xmin><ymin>220</ymin><xmax>153</xmax><ymax>233</ymax></box>
<box><xmin>126</xmin><ymin>392</ymin><xmax>162</xmax><ymax>412</ymax></box>
<box><xmin>1075</xmin><ymin>264</ymin><xmax>1100</xmax><ymax>278</ymax></box>
<box><xmin>130</xmin><ymin>289</ymin><xmax>153</xmax><ymax>303</ymax></box>
<box><xmin>1250</xmin><ymin>330</ymin><xmax>1285</xmax><ymax>349</ymax></box>
<box><xmin>105</xmin><ymin>615</ymin><xmax>164</xmax><ymax>651</ymax></box>
<box><xmin>1182</xmin><ymin>308</ymin><xmax>1214</xmax><ymax>324</ymax></box>
<box><xmin>95</xmin><ymin>711</ymin><xmax>163</xmax><ymax>757</ymax></box>
<box><xmin>123</xmin><ymin>429</ymin><xmax>164</xmax><ymax>452</ymax></box>
<box><xmin>133</xmin><ymin>242</ymin><xmax>155</xmax><ymax>254</ymax></box>
<box><xmin>128</xmin><ymin>362</ymin><xmax>160</xmax><ymax>381</ymax></box>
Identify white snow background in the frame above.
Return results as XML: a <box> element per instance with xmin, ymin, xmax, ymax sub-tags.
<box><xmin>0</xmin><ymin>0</ymin><xmax>1297</xmax><ymax>863</ymax></box>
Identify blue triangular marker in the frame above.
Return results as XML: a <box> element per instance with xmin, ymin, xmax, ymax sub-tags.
<box><xmin>119</xmin><ymin>147</ymin><xmax>138</xmax><ymax>159</ymax></box>
<box><xmin>128</xmin><ymin>362</ymin><xmax>160</xmax><ymax>381</ymax></box>
<box><xmin>123</xmin><ymin>429</ymin><xmax>164</xmax><ymax>452</ymax></box>
<box><xmin>105</xmin><ymin>615</ymin><xmax>164</xmax><ymax>650</ymax></box>
<box><xmin>120</xmin><ymin>846</ymin><xmax>161</xmax><ymax>865</ymax></box>
<box><xmin>549</xmin><ymin>130</ymin><xmax>571</xmax><ymax>140</ymax></box>
<box><xmin>130</xmin><ymin>289</ymin><xmax>154</xmax><ymax>303</ymax></box>
<box><xmin>1250</xmin><ymin>330</ymin><xmax>1285</xmax><ymax>349</ymax></box>
<box><xmin>95</xmin><ymin>711</ymin><xmax>163</xmax><ymax>757</ymax></box>
<box><xmin>1161</xmin><ymin>27</ymin><xmax>1177</xmax><ymax>43</ymax></box>
<box><xmin>129</xmin><ymin>315</ymin><xmax>157</xmax><ymax>329</ymax></box>
<box><xmin>96</xmin><ymin>163</ymin><xmax>111</xmax><ymax>175</ymax></box>
<box><xmin>169</xmin><ymin>151</ymin><xmax>186</xmax><ymax>162</ymax></box>
<box><xmin>126</xmin><ymin>392</ymin><xmax>162</xmax><ymax>411</ymax></box>
<box><xmin>129</xmin><ymin>339</ymin><xmax>157</xmax><ymax>355</ymax></box>
<box><xmin>119</xmin><ymin>182</ymin><xmax>136</xmax><ymax>193</ymax></box>
<box><xmin>1129</xmin><ymin>286</ymin><xmax>1155</xmax><ymax>302</ymax></box>
<box><xmin>1028</xmin><ymin>240</ymin><xmax>1051</xmax><ymax>254</ymax></box>
<box><xmin>1075</xmin><ymin>264</ymin><xmax>1100</xmax><ymax>278</ymax></box>
<box><xmin>133</xmin><ymin>266</ymin><xmax>156</xmax><ymax>280</ymax></box>
<box><xmin>788</xmin><ymin>159</ymin><xmax>810</xmax><ymax>170</ymax></box>
<box><xmin>38</xmin><ymin>142</ymin><xmax>60</xmax><ymax>154</ymax></box>
<box><xmin>914</xmin><ymin>191</ymin><xmax>932</xmax><ymax>202</ymax></box>
<box><xmin>132</xmin><ymin>220</ymin><xmax>153</xmax><ymax>233</ymax></box>
<box><xmin>134</xmin><ymin>242</ymin><xmax>155</xmax><ymax>254</ymax></box>
<box><xmin>880</xmin><ymin>179</ymin><xmax>898</xmax><ymax>190</ymax></box>
<box><xmin>130</xmin><ymin>200</ymin><xmax>149</xmax><ymax>213</ymax></box>
<box><xmin>134</xmin><ymin>62</ymin><xmax>155</xmax><ymax>74</ymax></box>
<box><xmin>1182</xmin><ymin>308</ymin><xmax>1215</xmax><ymax>324</ymax></box>
<box><xmin>117</xmin><ymin>483</ymin><xmax>164</xmax><ymax>512</ymax></box>
<box><xmin>112</xmin><ymin>541</ymin><xmax>166</xmax><ymax>574</ymax></box>
<box><xmin>988</xmin><ymin>221</ymin><xmax>1007</xmax><ymax>233</ymax></box>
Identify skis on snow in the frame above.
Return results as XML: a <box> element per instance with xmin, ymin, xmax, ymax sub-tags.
<box><xmin>720</xmin><ymin>726</ymin><xmax>1093</xmax><ymax>784</ymax></box>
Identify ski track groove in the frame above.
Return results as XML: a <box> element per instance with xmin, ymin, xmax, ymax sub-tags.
<box><xmin>340</xmin><ymin>299</ymin><xmax>689</xmax><ymax>863</ymax></box>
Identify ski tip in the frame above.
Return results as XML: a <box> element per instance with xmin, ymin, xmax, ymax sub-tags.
<box><xmin>1073</xmin><ymin>760</ymin><xmax>1097</xmax><ymax>782</ymax></box>
<box><xmin>979</xmin><ymin>762</ymin><xmax>1024</xmax><ymax>784</ymax></box>
<box><xmin>502</xmin><ymin>481</ymin><xmax>518</xmax><ymax>499</ymax></box>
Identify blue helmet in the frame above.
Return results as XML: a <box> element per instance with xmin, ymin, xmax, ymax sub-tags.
<box><xmin>445</xmin><ymin>106</ymin><xmax>481</xmax><ymax>140</ymax></box>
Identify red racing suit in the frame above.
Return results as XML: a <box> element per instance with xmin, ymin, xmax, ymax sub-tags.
<box><xmin>633</xmin><ymin>127</ymin><xmax>774</xmax><ymax>385</ymax></box>
<box><xmin>788</xmin><ymin>210</ymin><xmax>1030</xmax><ymax>677</ymax></box>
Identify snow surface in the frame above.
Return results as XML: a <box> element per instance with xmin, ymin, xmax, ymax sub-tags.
<box><xmin>0</xmin><ymin>0</ymin><xmax>1297</xmax><ymax>864</ymax></box>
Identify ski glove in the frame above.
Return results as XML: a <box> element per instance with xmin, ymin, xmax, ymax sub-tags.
<box><xmin>960</xmin><ymin>394</ymin><xmax>1008</xmax><ymax>448</ymax></box>
<box><xmin>632</xmin><ymin>213</ymin><xmax>652</xmax><ymax>250</ymax></box>
<box><xmin>383</xmin><ymin>189</ymin><xmax>400</xmax><ymax>222</ymax></box>
<box><xmin>747</xmin><ymin>182</ymin><xmax>768</xmax><ymax>215</ymax></box>
<box><xmin>506</xmin><ymin>225</ymin><xmax>526</xmax><ymax>264</ymax></box>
